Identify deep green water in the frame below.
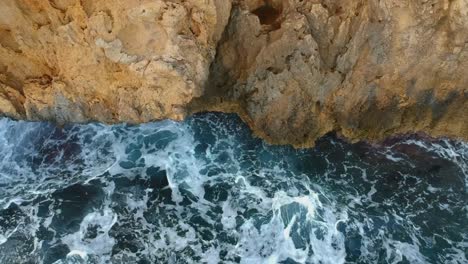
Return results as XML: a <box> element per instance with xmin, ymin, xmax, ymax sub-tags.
<box><xmin>0</xmin><ymin>113</ymin><xmax>466</xmax><ymax>263</ymax></box>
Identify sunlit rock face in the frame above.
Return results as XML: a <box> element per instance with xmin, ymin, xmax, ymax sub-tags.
<box><xmin>0</xmin><ymin>0</ymin><xmax>231</xmax><ymax>122</ymax></box>
<box><xmin>0</xmin><ymin>0</ymin><xmax>467</xmax><ymax>146</ymax></box>
<box><xmin>204</xmin><ymin>0</ymin><xmax>468</xmax><ymax>146</ymax></box>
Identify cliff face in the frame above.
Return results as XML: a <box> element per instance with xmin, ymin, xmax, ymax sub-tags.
<box><xmin>0</xmin><ymin>0</ymin><xmax>231</xmax><ymax>122</ymax></box>
<box><xmin>1</xmin><ymin>0</ymin><xmax>467</xmax><ymax>146</ymax></box>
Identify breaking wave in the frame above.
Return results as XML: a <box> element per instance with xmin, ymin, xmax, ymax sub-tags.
<box><xmin>0</xmin><ymin>113</ymin><xmax>466</xmax><ymax>263</ymax></box>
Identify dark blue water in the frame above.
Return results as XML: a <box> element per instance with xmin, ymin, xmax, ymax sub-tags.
<box><xmin>0</xmin><ymin>113</ymin><xmax>466</xmax><ymax>264</ymax></box>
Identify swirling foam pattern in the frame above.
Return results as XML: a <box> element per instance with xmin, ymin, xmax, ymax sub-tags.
<box><xmin>0</xmin><ymin>113</ymin><xmax>466</xmax><ymax>264</ymax></box>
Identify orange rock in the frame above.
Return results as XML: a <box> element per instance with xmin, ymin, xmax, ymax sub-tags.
<box><xmin>0</xmin><ymin>0</ymin><xmax>467</xmax><ymax>146</ymax></box>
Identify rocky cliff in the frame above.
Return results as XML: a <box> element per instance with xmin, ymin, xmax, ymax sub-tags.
<box><xmin>1</xmin><ymin>0</ymin><xmax>467</xmax><ymax>146</ymax></box>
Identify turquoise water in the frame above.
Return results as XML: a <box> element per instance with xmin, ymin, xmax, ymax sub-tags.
<box><xmin>0</xmin><ymin>113</ymin><xmax>466</xmax><ymax>263</ymax></box>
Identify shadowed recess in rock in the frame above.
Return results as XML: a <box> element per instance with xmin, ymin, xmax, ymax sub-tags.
<box><xmin>252</xmin><ymin>4</ymin><xmax>281</xmax><ymax>26</ymax></box>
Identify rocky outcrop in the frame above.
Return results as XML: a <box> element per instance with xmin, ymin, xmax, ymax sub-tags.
<box><xmin>1</xmin><ymin>0</ymin><xmax>467</xmax><ymax>146</ymax></box>
<box><xmin>0</xmin><ymin>0</ymin><xmax>231</xmax><ymax>122</ymax></box>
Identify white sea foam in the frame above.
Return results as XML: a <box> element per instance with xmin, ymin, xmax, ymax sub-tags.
<box><xmin>0</xmin><ymin>114</ymin><xmax>466</xmax><ymax>263</ymax></box>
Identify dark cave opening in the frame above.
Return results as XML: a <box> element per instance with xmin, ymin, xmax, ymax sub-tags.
<box><xmin>251</xmin><ymin>4</ymin><xmax>281</xmax><ymax>26</ymax></box>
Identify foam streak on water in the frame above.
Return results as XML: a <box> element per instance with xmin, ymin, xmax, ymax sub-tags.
<box><xmin>0</xmin><ymin>113</ymin><xmax>466</xmax><ymax>264</ymax></box>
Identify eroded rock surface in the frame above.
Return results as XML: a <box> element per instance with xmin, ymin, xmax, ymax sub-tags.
<box><xmin>0</xmin><ymin>0</ymin><xmax>231</xmax><ymax>122</ymax></box>
<box><xmin>1</xmin><ymin>0</ymin><xmax>467</xmax><ymax>146</ymax></box>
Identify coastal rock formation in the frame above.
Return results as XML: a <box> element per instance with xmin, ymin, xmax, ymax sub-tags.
<box><xmin>0</xmin><ymin>0</ymin><xmax>231</xmax><ymax>122</ymax></box>
<box><xmin>1</xmin><ymin>0</ymin><xmax>467</xmax><ymax>146</ymax></box>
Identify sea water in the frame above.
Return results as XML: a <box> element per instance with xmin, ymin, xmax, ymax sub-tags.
<box><xmin>0</xmin><ymin>113</ymin><xmax>466</xmax><ymax>264</ymax></box>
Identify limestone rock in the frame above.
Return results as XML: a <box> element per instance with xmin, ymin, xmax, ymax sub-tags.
<box><xmin>0</xmin><ymin>0</ymin><xmax>231</xmax><ymax>123</ymax></box>
<box><xmin>200</xmin><ymin>0</ymin><xmax>468</xmax><ymax>146</ymax></box>
<box><xmin>0</xmin><ymin>0</ymin><xmax>467</xmax><ymax>146</ymax></box>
